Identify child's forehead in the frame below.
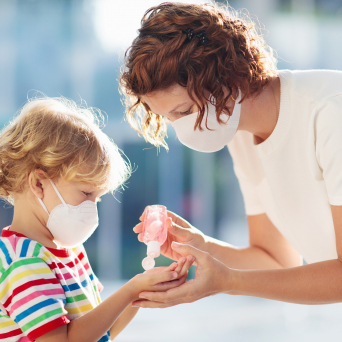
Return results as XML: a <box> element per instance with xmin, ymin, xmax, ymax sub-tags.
<box><xmin>57</xmin><ymin>178</ymin><xmax>103</xmax><ymax>191</ymax></box>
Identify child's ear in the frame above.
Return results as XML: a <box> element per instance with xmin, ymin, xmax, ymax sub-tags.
<box><xmin>28</xmin><ymin>169</ymin><xmax>48</xmax><ymax>199</ymax></box>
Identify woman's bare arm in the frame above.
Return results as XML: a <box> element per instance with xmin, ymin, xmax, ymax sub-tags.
<box><xmin>205</xmin><ymin>213</ymin><xmax>302</xmax><ymax>269</ymax></box>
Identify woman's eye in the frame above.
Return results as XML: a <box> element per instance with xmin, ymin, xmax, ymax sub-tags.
<box><xmin>180</xmin><ymin>106</ymin><xmax>193</xmax><ymax>115</ymax></box>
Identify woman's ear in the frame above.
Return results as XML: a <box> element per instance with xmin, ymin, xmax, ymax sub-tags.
<box><xmin>28</xmin><ymin>169</ymin><xmax>48</xmax><ymax>199</ymax></box>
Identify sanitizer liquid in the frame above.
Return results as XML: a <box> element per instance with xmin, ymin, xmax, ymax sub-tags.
<box><xmin>141</xmin><ymin>205</ymin><xmax>167</xmax><ymax>270</ymax></box>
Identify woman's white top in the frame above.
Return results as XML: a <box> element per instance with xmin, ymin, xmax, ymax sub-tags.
<box><xmin>228</xmin><ymin>70</ymin><xmax>342</xmax><ymax>264</ymax></box>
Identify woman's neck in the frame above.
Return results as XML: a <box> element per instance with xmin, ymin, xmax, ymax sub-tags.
<box><xmin>238</xmin><ymin>76</ymin><xmax>280</xmax><ymax>144</ymax></box>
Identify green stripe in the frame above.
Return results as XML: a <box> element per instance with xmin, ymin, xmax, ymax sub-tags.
<box><xmin>0</xmin><ymin>257</ymin><xmax>5</xmax><ymax>274</ymax></box>
<box><xmin>66</xmin><ymin>294</ymin><xmax>87</xmax><ymax>303</ymax></box>
<box><xmin>0</xmin><ymin>258</ymin><xmax>45</xmax><ymax>285</ymax></box>
<box><xmin>33</xmin><ymin>243</ymin><xmax>43</xmax><ymax>257</ymax></box>
<box><xmin>21</xmin><ymin>308</ymin><xmax>64</xmax><ymax>332</ymax></box>
<box><xmin>0</xmin><ymin>314</ymin><xmax>10</xmax><ymax>318</ymax></box>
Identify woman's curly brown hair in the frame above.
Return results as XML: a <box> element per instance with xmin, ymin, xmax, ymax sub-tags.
<box><xmin>120</xmin><ymin>2</ymin><xmax>277</xmax><ymax>149</ymax></box>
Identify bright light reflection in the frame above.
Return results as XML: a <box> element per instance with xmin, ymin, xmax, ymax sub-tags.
<box><xmin>92</xmin><ymin>0</ymin><xmax>207</xmax><ymax>53</ymax></box>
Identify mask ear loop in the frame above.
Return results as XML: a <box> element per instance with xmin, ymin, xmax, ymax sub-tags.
<box><xmin>37</xmin><ymin>179</ymin><xmax>67</xmax><ymax>214</ymax></box>
<box><xmin>48</xmin><ymin>179</ymin><xmax>68</xmax><ymax>208</ymax></box>
<box><xmin>38</xmin><ymin>198</ymin><xmax>50</xmax><ymax>215</ymax></box>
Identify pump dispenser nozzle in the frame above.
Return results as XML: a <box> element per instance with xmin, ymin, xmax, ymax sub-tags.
<box><xmin>142</xmin><ymin>256</ymin><xmax>155</xmax><ymax>270</ymax></box>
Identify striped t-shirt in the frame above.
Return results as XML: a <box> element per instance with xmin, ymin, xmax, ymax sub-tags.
<box><xmin>0</xmin><ymin>227</ymin><xmax>110</xmax><ymax>342</ymax></box>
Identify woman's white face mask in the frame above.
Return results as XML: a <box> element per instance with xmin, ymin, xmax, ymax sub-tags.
<box><xmin>171</xmin><ymin>92</ymin><xmax>241</xmax><ymax>153</ymax></box>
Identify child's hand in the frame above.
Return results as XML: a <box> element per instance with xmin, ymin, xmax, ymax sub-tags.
<box><xmin>126</xmin><ymin>256</ymin><xmax>195</xmax><ymax>302</ymax></box>
<box><xmin>146</xmin><ymin>255</ymin><xmax>195</xmax><ymax>279</ymax></box>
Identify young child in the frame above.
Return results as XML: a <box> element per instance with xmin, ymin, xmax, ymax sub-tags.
<box><xmin>0</xmin><ymin>98</ymin><xmax>194</xmax><ymax>342</ymax></box>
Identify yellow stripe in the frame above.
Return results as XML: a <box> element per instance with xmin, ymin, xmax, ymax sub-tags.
<box><xmin>43</xmin><ymin>251</ymin><xmax>53</xmax><ymax>258</ymax></box>
<box><xmin>41</xmin><ymin>255</ymin><xmax>49</xmax><ymax>262</ymax></box>
<box><xmin>66</xmin><ymin>304</ymin><xmax>93</xmax><ymax>315</ymax></box>
<box><xmin>0</xmin><ymin>268</ymin><xmax>51</xmax><ymax>300</ymax></box>
<box><xmin>0</xmin><ymin>319</ymin><xmax>17</xmax><ymax>328</ymax></box>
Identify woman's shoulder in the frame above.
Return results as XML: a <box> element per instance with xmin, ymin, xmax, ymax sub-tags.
<box><xmin>279</xmin><ymin>69</ymin><xmax>342</xmax><ymax>80</ymax></box>
<box><xmin>279</xmin><ymin>69</ymin><xmax>342</xmax><ymax>102</ymax></box>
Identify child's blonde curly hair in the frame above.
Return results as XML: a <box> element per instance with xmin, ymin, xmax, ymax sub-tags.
<box><xmin>0</xmin><ymin>97</ymin><xmax>131</xmax><ymax>204</ymax></box>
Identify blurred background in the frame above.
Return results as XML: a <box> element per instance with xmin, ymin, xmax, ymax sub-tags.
<box><xmin>0</xmin><ymin>0</ymin><xmax>342</xmax><ymax>340</ymax></box>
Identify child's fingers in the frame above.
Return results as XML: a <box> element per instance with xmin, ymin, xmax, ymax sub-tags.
<box><xmin>178</xmin><ymin>255</ymin><xmax>195</xmax><ymax>278</ymax></box>
<box><xmin>148</xmin><ymin>271</ymin><xmax>178</xmax><ymax>285</ymax></box>
<box><xmin>152</xmin><ymin>273</ymin><xmax>188</xmax><ymax>292</ymax></box>
<box><xmin>137</xmin><ymin>233</ymin><xmax>143</xmax><ymax>242</ymax></box>
<box><xmin>145</xmin><ymin>263</ymin><xmax>177</xmax><ymax>275</ymax></box>
<box><xmin>175</xmin><ymin>273</ymin><xmax>188</xmax><ymax>287</ymax></box>
<box><xmin>133</xmin><ymin>222</ymin><xmax>143</xmax><ymax>233</ymax></box>
<box><xmin>165</xmin><ymin>262</ymin><xmax>178</xmax><ymax>272</ymax></box>
<box><xmin>173</xmin><ymin>257</ymin><xmax>186</xmax><ymax>274</ymax></box>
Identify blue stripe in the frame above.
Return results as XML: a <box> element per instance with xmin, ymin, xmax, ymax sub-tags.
<box><xmin>81</xmin><ymin>279</ymin><xmax>88</xmax><ymax>288</ymax></box>
<box><xmin>62</xmin><ymin>282</ymin><xmax>80</xmax><ymax>292</ymax></box>
<box><xmin>0</xmin><ymin>240</ymin><xmax>12</xmax><ymax>265</ymax></box>
<box><xmin>14</xmin><ymin>298</ymin><xmax>66</xmax><ymax>323</ymax></box>
<box><xmin>89</xmin><ymin>273</ymin><xmax>94</xmax><ymax>281</ymax></box>
<box><xmin>20</xmin><ymin>239</ymin><xmax>31</xmax><ymax>258</ymax></box>
<box><xmin>98</xmin><ymin>332</ymin><xmax>110</xmax><ymax>342</ymax></box>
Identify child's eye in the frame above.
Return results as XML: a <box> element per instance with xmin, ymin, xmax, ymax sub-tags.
<box><xmin>83</xmin><ymin>192</ymin><xmax>92</xmax><ymax>196</ymax></box>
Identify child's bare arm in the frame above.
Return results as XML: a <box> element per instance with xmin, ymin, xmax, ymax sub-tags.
<box><xmin>109</xmin><ymin>255</ymin><xmax>194</xmax><ymax>339</ymax></box>
<box><xmin>36</xmin><ymin>270</ymin><xmax>178</xmax><ymax>342</ymax></box>
<box><xmin>36</xmin><ymin>256</ymin><xmax>194</xmax><ymax>342</ymax></box>
<box><xmin>109</xmin><ymin>305</ymin><xmax>140</xmax><ymax>340</ymax></box>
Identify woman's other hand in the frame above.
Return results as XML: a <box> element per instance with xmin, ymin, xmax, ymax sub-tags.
<box><xmin>133</xmin><ymin>209</ymin><xmax>207</xmax><ymax>261</ymax></box>
<box><xmin>131</xmin><ymin>242</ymin><xmax>235</xmax><ymax>308</ymax></box>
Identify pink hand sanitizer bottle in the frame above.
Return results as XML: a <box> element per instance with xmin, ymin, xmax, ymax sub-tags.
<box><xmin>141</xmin><ymin>205</ymin><xmax>168</xmax><ymax>271</ymax></box>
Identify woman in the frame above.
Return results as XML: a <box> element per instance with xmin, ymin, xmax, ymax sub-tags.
<box><xmin>120</xmin><ymin>2</ymin><xmax>342</xmax><ymax>308</ymax></box>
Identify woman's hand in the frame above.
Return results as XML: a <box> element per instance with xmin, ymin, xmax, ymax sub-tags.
<box><xmin>126</xmin><ymin>255</ymin><xmax>195</xmax><ymax>302</ymax></box>
<box><xmin>131</xmin><ymin>242</ymin><xmax>235</xmax><ymax>308</ymax></box>
<box><xmin>133</xmin><ymin>209</ymin><xmax>207</xmax><ymax>261</ymax></box>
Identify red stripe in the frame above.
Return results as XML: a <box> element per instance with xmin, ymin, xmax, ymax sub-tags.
<box><xmin>0</xmin><ymin>328</ymin><xmax>22</xmax><ymax>338</ymax></box>
<box><xmin>46</xmin><ymin>247</ymin><xmax>71</xmax><ymax>258</ymax></box>
<box><xmin>3</xmin><ymin>278</ymin><xmax>60</xmax><ymax>308</ymax></box>
<box><xmin>65</xmin><ymin>257</ymin><xmax>80</xmax><ymax>269</ymax></box>
<box><xmin>1</xmin><ymin>227</ymin><xmax>27</xmax><ymax>238</ymax></box>
<box><xmin>77</xmin><ymin>252</ymin><xmax>85</xmax><ymax>261</ymax></box>
<box><xmin>27</xmin><ymin>315</ymin><xmax>70</xmax><ymax>340</ymax></box>
<box><xmin>49</xmin><ymin>261</ymin><xmax>68</xmax><ymax>270</ymax></box>
<box><xmin>49</xmin><ymin>260</ymin><xmax>82</xmax><ymax>274</ymax></box>
<box><xmin>57</xmin><ymin>261</ymin><xmax>71</xmax><ymax>269</ymax></box>
<box><xmin>48</xmin><ymin>261</ymin><xmax>59</xmax><ymax>270</ymax></box>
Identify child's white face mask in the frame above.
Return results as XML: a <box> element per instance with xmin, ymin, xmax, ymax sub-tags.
<box><xmin>171</xmin><ymin>91</ymin><xmax>241</xmax><ymax>152</ymax></box>
<box><xmin>38</xmin><ymin>179</ymin><xmax>99</xmax><ymax>248</ymax></box>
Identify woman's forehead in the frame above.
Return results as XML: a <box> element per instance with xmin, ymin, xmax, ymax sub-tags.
<box><xmin>144</xmin><ymin>84</ymin><xmax>188</xmax><ymax>100</ymax></box>
<box><xmin>142</xmin><ymin>85</ymin><xmax>191</xmax><ymax>112</ymax></box>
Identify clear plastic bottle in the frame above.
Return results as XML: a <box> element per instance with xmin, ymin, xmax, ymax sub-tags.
<box><xmin>141</xmin><ymin>205</ymin><xmax>168</xmax><ymax>271</ymax></box>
